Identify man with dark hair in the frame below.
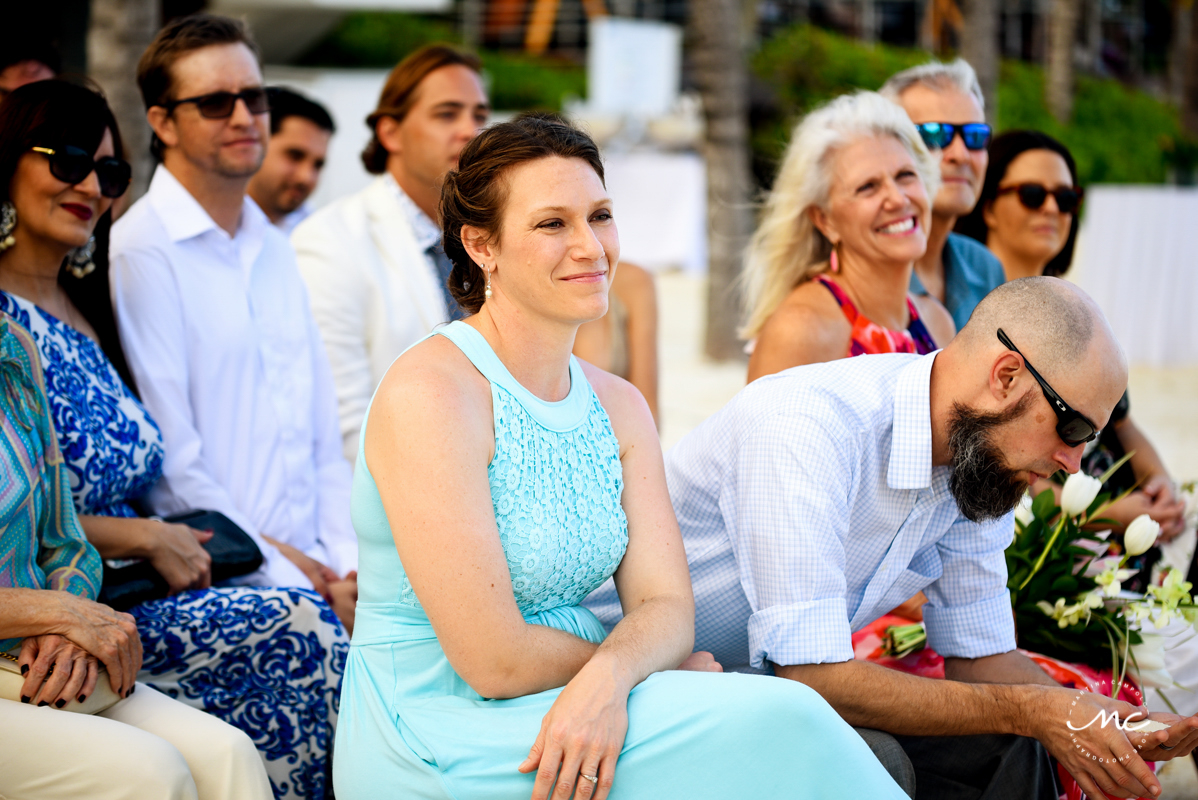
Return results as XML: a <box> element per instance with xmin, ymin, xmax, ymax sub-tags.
<box><xmin>588</xmin><ymin>278</ymin><xmax>1198</xmax><ymax>799</ymax></box>
<box><xmin>292</xmin><ymin>43</ymin><xmax>489</xmax><ymax>461</ymax></box>
<box><xmin>109</xmin><ymin>14</ymin><xmax>358</xmax><ymax>622</ymax></box>
<box><xmin>248</xmin><ymin>86</ymin><xmax>335</xmax><ymax>233</ymax></box>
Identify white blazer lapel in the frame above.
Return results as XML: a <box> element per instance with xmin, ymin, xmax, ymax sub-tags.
<box><xmin>362</xmin><ymin>178</ymin><xmax>448</xmax><ymax>332</ymax></box>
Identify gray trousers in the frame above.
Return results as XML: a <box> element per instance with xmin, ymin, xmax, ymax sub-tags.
<box><xmin>854</xmin><ymin>728</ymin><xmax>1058</xmax><ymax>800</ymax></box>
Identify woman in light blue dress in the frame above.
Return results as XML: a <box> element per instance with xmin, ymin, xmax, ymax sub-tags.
<box><xmin>335</xmin><ymin>113</ymin><xmax>907</xmax><ymax>799</ymax></box>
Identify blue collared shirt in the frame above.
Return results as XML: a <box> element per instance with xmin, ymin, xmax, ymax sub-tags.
<box><xmin>910</xmin><ymin>233</ymin><xmax>1006</xmax><ymax>331</ymax></box>
<box><xmin>585</xmin><ymin>352</ymin><xmax>1016</xmax><ymax>672</ymax></box>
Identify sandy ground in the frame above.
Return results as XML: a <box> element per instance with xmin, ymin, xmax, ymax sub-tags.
<box><xmin>656</xmin><ymin>272</ymin><xmax>1198</xmax><ymax>487</ymax></box>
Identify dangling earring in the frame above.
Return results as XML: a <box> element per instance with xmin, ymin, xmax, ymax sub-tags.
<box><xmin>829</xmin><ymin>242</ymin><xmax>840</xmax><ymax>274</ymax></box>
<box><xmin>65</xmin><ymin>236</ymin><xmax>97</xmax><ymax>279</ymax></box>
<box><xmin>0</xmin><ymin>201</ymin><xmax>16</xmax><ymax>253</ymax></box>
<box><xmin>484</xmin><ymin>267</ymin><xmax>492</xmax><ymax>300</ymax></box>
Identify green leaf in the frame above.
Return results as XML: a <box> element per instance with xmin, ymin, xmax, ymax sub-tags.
<box><xmin>1050</xmin><ymin>576</ymin><xmax>1079</xmax><ymax>594</ymax></box>
<box><xmin>1032</xmin><ymin>488</ymin><xmax>1059</xmax><ymax>520</ymax></box>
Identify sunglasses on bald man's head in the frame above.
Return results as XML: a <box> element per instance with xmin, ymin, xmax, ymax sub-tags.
<box><xmin>31</xmin><ymin>146</ymin><xmax>131</xmax><ymax>198</ymax></box>
<box><xmin>997</xmin><ymin>328</ymin><xmax>1099</xmax><ymax>447</ymax></box>
<box><xmin>161</xmin><ymin>87</ymin><xmax>270</xmax><ymax>119</ymax></box>
<box><xmin>915</xmin><ymin>122</ymin><xmax>992</xmax><ymax>151</ymax></box>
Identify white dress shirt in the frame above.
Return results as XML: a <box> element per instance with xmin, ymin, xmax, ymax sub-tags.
<box><xmin>110</xmin><ymin>165</ymin><xmax>357</xmax><ymax>588</ymax></box>
<box><xmin>585</xmin><ymin>352</ymin><xmax>1016</xmax><ymax>673</ymax></box>
<box><xmin>291</xmin><ymin>174</ymin><xmax>450</xmax><ymax>462</ymax></box>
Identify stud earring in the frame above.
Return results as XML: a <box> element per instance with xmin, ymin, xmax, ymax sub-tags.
<box><xmin>0</xmin><ymin>201</ymin><xmax>16</xmax><ymax>253</ymax></box>
<box><xmin>65</xmin><ymin>236</ymin><xmax>97</xmax><ymax>279</ymax></box>
<box><xmin>484</xmin><ymin>268</ymin><xmax>492</xmax><ymax>300</ymax></box>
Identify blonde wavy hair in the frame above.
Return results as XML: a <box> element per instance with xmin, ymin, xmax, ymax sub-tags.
<box><xmin>740</xmin><ymin>91</ymin><xmax>940</xmax><ymax>339</ymax></box>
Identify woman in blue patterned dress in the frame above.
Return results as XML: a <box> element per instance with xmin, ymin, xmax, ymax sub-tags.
<box><xmin>0</xmin><ymin>79</ymin><xmax>345</xmax><ymax>800</ymax></box>
<box><xmin>335</xmin><ymin>114</ymin><xmax>907</xmax><ymax>798</ymax></box>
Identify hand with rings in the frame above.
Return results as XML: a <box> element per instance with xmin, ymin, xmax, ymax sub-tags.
<box><xmin>518</xmin><ymin>656</ymin><xmax>627</xmax><ymax>800</ymax></box>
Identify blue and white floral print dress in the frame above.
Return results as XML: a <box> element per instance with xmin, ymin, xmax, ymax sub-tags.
<box><xmin>0</xmin><ymin>291</ymin><xmax>348</xmax><ymax>800</ymax></box>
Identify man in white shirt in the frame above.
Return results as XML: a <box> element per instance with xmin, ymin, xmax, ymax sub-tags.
<box><xmin>589</xmin><ymin>279</ymin><xmax>1198</xmax><ymax>798</ymax></box>
<box><xmin>292</xmin><ymin>44</ymin><xmax>489</xmax><ymax>461</ymax></box>
<box><xmin>110</xmin><ymin>14</ymin><xmax>357</xmax><ymax>622</ymax></box>
<box><xmin>247</xmin><ymin>86</ymin><xmax>334</xmax><ymax>235</ymax></box>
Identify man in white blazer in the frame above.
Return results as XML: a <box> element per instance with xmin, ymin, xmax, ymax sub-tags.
<box><xmin>292</xmin><ymin>44</ymin><xmax>490</xmax><ymax>461</ymax></box>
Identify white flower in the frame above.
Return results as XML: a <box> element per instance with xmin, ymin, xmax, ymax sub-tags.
<box><xmin>1037</xmin><ymin>597</ymin><xmax>1091</xmax><ymax>628</ymax></box>
<box><xmin>1014</xmin><ymin>493</ymin><xmax>1035</xmax><ymax>527</ymax></box>
<box><xmin>1060</xmin><ymin>473</ymin><xmax>1102</xmax><ymax>518</ymax></box>
<box><xmin>1124</xmin><ymin>514</ymin><xmax>1161</xmax><ymax>557</ymax></box>
<box><xmin>1096</xmin><ymin>565</ymin><xmax>1136</xmax><ymax>597</ymax></box>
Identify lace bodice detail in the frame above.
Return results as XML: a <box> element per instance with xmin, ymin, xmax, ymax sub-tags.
<box><xmin>393</xmin><ymin>323</ymin><xmax>628</xmax><ymax>616</ymax></box>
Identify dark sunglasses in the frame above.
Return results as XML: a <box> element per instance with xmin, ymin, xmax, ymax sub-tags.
<box><xmin>997</xmin><ymin>328</ymin><xmax>1099</xmax><ymax>447</ymax></box>
<box><xmin>915</xmin><ymin>122</ymin><xmax>992</xmax><ymax>151</ymax></box>
<box><xmin>162</xmin><ymin>87</ymin><xmax>270</xmax><ymax>119</ymax></box>
<box><xmin>31</xmin><ymin>146</ymin><xmax>131</xmax><ymax>198</ymax></box>
<box><xmin>996</xmin><ymin>183</ymin><xmax>1084</xmax><ymax>215</ymax></box>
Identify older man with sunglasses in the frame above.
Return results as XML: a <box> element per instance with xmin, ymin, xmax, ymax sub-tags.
<box><xmin>588</xmin><ymin>277</ymin><xmax>1198</xmax><ymax>798</ymax></box>
<box><xmin>880</xmin><ymin>60</ymin><xmax>1007</xmax><ymax>332</ymax></box>
<box><xmin>109</xmin><ymin>14</ymin><xmax>358</xmax><ymax>627</ymax></box>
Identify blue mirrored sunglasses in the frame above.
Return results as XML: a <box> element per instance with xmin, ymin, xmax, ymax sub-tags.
<box><xmin>915</xmin><ymin>122</ymin><xmax>992</xmax><ymax>151</ymax></box>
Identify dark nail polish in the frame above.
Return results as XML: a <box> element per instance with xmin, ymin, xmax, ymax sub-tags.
<box><xmin>20</xmin><ymin>695</ymin><xmax>30</xmax><ymax>704</ymax></box>
<box><xmin>37</xmin><ymin>700</ymin><xmax>48</xmax><ymax>707</ymax></box>
<box><xmin>55</xmin><ymin>699</ymin><xmax>65</xmax><ymax>708</ymax></box>
<box><xmin>77</xmin><ymin>694</ymin><xmax>87</xmax><ymax>703</ymax></box>
<box><xmin>20</xmin><ymin>664</ymin><xmax>28</xmax><ymax>675</ymax></box>
<box><xmin>130</xmin><ymin>684</ymin><xmax>137</xmax><ymax>695</ymax></box>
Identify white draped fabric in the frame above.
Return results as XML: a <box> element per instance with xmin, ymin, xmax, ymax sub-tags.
<box><xmin>1071</xmin><ymin>186</ymin><xmax>1198</xmax><ymax>366</ymax></box>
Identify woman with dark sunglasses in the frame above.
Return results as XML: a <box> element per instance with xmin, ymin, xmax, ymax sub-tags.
<box><xmin>956</xmin><ymin>130</ymin><xmax>1083</xmax><ymax>280</ymax></box>
<box><xmin>960</xmin><ymin>130</ymin><xmax>1185</xmax><ymax>586</ymax></box>
<box><xmin>0</xmin><ymin>78</ymin><xmax>348</xmax><ymax>800</ymax></box>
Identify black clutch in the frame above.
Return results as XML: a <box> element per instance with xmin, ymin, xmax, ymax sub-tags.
<box><xmin>99</xmin><ymin>510</ymin><xmax>264</xmax><ymax>611</ymax></box>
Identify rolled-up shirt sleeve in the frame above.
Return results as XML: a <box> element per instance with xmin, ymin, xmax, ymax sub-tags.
<box><xmin>727</xmin><ymin>412</ymin><xmax>857</xmax><ymax>669</ymax></box>
<box><xmin>922</xmin><ymin>511</ymin><xmax>1017</xmax><ymax>659</ymax></box>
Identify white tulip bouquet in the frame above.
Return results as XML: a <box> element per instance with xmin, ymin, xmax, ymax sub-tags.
<box><xmin>1008</xmin><ymin>460</ymin><xmax>1198</xmax><ymax>697</ymax></box>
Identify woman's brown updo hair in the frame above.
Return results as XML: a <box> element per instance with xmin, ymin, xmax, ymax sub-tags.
<box><xmin>441</xmin><ymin>112</ymin><xmax>604</xmax><ymax>315</ymax></box>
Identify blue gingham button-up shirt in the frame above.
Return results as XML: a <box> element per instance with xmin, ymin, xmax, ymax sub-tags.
<box><xmin>585</xmin><ymin>352</ymin><xmax>1016</xmax><ymax>672</ymax></box>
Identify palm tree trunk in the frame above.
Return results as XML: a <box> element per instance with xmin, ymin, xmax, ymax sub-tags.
<box><xmin>1184</xmin><ymin>0</ymin><xmax>1198</xmax><ymax>136</ymax></box>
<box><xmin>88</xmin><ymin>0</ymin><xmax>159</xmax><ymax>205</ymax></box>
<box><xmin>960</xmin><ymin>0</ymin><xmax>999</xmax><ymax>126</ymax></box>
<box><xmin>690</xmin><ymin>0</ymin><xmax>755</xmax><ymax>360</ymax></box>
<box><xmin>1047</xmin><ymin>0</ymin><xmax>1080</xmax><ymax>122</ymax></box>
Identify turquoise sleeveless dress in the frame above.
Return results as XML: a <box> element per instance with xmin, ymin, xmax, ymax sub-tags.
<box><xmin>334</xmin><ymin>321</ymin><xmax>907</xmax><ymax>798</ymax></box>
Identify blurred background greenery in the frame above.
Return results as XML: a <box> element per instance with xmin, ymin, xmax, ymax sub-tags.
<box><xmin>299</xmin><ymin>13</ymin><xmax>1195</xmax><ymax>188</ymax></box>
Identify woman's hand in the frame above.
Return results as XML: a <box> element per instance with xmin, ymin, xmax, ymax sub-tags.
<box><xmin>49</xmin><ymin>592</ymin><xmax>143</xmax><ymax>698</ymax></box>
<box><xmin>519</xmin><ymin>658</ymin><xmax>630</xmax><ymax>800</ymax></box>
<box><xmin>146</xmin><ymin>519</ymin><xmax>213</xmax><ymax>593</ymax></box>
<box><xmin>18</xmin><ymin>634</ymin><xmax>100</xmax><ymax>708</ymax></box>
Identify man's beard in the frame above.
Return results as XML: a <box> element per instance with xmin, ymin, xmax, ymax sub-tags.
<box><xmin>947</xmin><ymin>392</ymin><xmax>1033</xmax><ymax>522</ymax></box>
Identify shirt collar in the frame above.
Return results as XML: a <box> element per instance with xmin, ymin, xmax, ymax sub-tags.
<box><xmin>148</xmin><ymin>164</ymin><xmax>270</xmax><ymax>250</ymax></box>
<box><xmin>887</xmin><ymin>351</ymin><xmax>938</xmax><ymax>490</ymax></box>
<box><xmin>384</xmin><ymin>172</ymin><xmax>441</xmax><ymax>252</ymax></box>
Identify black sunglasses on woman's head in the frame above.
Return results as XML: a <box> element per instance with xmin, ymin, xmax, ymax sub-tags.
<box><xmin>31</xmin><ymin>146</ymin><xmax>130</xmax><ymax>198</ymax></box>
<box><xmin>997</xmin><ymin>328</ymin><xmax>1099</xmax><ymax>447</ymax></box>
<box><xmin>996</xmin><ymin>183</ymin><xmax>1084</xmax><ymax>215</ymax></box>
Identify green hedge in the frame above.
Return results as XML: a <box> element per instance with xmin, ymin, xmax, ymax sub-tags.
<box><xmin>297</xmin><ymin>12</ymin><xmax>585</xmax><ymax>112</ymax></box>
<box><xmin>751</xmin><ymin>24</ymin><xmax>1191</xmax><ymax>186</ymax></box>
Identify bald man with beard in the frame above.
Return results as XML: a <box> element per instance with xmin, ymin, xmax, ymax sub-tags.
<box><xmin>586</xmin><ymin>277</ymin><xmax>1198</xmax><ymax>799</ymax></box>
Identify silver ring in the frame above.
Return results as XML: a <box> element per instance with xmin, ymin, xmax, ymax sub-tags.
<box><xmin>580</xmin><ymin>773</ymin><xmax>598</xmax><ymax>784</ymax></box>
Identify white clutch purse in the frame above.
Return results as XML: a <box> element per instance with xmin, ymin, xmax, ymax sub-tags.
<box><xmin>0</xmin><ymin>647</ymin><xmax>122</xmax><ymax>714</ymax></box>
